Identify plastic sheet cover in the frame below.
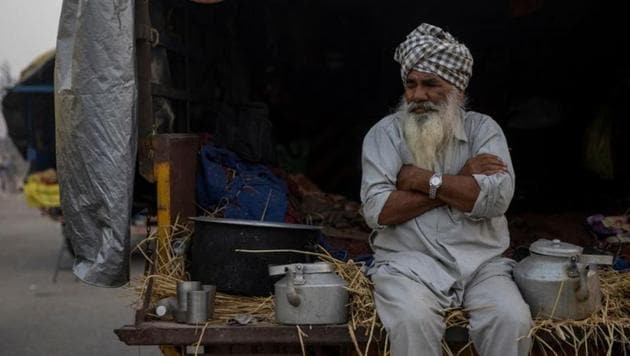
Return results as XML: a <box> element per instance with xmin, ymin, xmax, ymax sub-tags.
<box><xmin>54</xmin><ymin>0</ymin><xmax>136</xmax><ymax>287</ymax></box>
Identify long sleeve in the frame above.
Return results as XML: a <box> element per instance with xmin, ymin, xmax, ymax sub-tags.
<box><xmin>466</xmin><ymin>117</ymin><xmax>515</xmax><ymax>219</ymax></box>
<box><xmin>360</xmin><ymin>118</ymin><xmax>403</xmax><ymax>229</ymax></box>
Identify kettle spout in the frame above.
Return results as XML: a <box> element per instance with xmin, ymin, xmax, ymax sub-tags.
<box><xmin>568</xmin><ymin>256</ymin><xmax>589</xmax><ymax>302</ymax></box>
<box><xmin>575</xmin><ymin>264</ymin><xmax>590</xmax><ymax>302</ymax></box>
<box><xmin>286</xmin><ymin>287</ymin><xmax>301</xmax><ymax>307</ymax></box>
<box><xmin>286</xmin><ymin>267</ymin><xmax>302</xmax><ymax>307</ymax></box>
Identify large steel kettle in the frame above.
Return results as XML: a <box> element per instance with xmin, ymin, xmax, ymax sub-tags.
<box><xmin>514</xmin><ymin>239</ymin><xmax>612</xmax><ymax>320</ymax></box>
<box><xmin>269</xmin><ymin>262</ymin><xmax>348</xmax><ymax>325</ymax></box>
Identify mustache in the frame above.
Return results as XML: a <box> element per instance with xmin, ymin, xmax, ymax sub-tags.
<box><xmin>407</xmin><ymin>101</ymin><xmax>439</xmax><ymax>113</ymax></box>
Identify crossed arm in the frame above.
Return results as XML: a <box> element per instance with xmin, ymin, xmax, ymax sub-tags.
<box><xmin>377</xmin><ymin>154</ymin><xmax>507</xmax><ymax>226</ymax></box>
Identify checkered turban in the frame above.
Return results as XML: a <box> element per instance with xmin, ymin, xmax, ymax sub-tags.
<box><xmin>394</xmin><ymin>23</ymin><xmax>473</xmax><ymax>91</ymax></box>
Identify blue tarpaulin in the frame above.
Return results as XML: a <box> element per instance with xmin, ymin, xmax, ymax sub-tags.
<box><xmin>197</xmin><ymin>144</ymin><xmax>288</xmax><ymax>222</ymax></box>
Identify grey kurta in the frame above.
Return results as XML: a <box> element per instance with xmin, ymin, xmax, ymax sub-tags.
<box><xmin>360</xmin><ymin>110</ymin><xmax>532</xmax><ymax>355</ymax></box>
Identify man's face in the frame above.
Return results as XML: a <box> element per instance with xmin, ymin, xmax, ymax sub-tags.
<box><xmin>403</xmin><ymin>70</ymin><xmax>454</xmax><ymax>113</ymax></box>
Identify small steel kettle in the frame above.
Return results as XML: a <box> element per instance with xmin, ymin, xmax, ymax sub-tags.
<box><xmin>268</xmin><ymin>262</ymin><xmax>348</xmax><ymax>325</ymax></box>
<box><xmin>513</xmin><ymin>239</ymin><xmax>612</xmax><ymax>320</ymax></box>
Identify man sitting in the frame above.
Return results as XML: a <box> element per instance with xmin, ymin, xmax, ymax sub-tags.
<box><xmin>360</xmin><ymin>23</ymin><xmax>532</xmax><ymax>356</ymax></box>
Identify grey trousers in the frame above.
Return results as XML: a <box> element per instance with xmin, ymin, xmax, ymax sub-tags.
<box><xmin>372</xmin><ymin>258</ymin><xmax>532</xmax><ymax>356</ymax></box>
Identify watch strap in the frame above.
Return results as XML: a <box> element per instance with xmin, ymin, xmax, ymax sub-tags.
<box><xmin>429</xmin><ymin>184</ymin><xmax>438</xmax><ymax>199</ymax></box>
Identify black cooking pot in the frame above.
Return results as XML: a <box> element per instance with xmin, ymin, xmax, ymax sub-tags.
<box><xmin>189</xmin><ymin>217</ymin><xmax>320</xmax><ymax>296</ymax></box>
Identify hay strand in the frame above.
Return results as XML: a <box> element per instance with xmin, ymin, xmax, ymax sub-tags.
<box><xmin>296</xmin><ymin>324</ymin><xmax>308</xmax><ymax>356</ymax></box>
<box><xmin>193</xmin><ymin>322</ymin><xmax>210</xmax><ymax>356</ymax></box>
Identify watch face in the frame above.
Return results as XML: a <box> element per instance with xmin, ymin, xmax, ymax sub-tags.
<box><xmin>430</xmin><ymin>176</ymin><xmax>441</xmax><ymax>186</ymax></box>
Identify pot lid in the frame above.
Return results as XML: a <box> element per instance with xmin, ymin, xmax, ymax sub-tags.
<box><xmin>269</xmin><ymin>262</ymin><xmax>335</xmax><ymax>276</ymax></box>
<box><xmin>529</xmin><ymin>238</ymin><xmax>583</xmax><ymax>257</ymax></box>
<box><xmin>190</xmin><ymin>216</ymin><xmax>322</xmax><ymax>231</ymax></box>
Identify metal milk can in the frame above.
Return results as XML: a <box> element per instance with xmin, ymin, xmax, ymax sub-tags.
<box><xmin>269</xmin><ymin>262</ymin><xmax>348</xmax><ymax>325</ymax></box>
<box><xmin>513</xmin><ymin>239</ymin><xmax>612</xmax><ymax>320</ymax></box>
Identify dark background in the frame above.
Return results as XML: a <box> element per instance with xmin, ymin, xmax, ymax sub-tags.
<box><xmin>156</xmin><ymin>0</ymin><xmax>628</xmax><ymax>213</ymax></box>
<box><xmin>5</xmin><ymin>0</ymin><xmax>628</xmax><ymax>215</ymax></box>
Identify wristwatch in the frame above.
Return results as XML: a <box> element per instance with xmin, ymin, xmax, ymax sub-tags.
<box><xmin>428</xmin><ymin>173</ymin><xmax>442</xmax><ymax>200</ymax></box>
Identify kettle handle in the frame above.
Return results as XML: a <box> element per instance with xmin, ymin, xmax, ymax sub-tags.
<box><xmin>269</xmin><ymin>263</ymin><xmax>294</xmax><ymax>277</ymax></box>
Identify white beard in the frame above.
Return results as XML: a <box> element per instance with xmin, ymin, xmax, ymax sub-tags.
<box><xmin>399</xmin><ymin>93</ymin><xmax>462</xmax><ymax>170</ymax></box>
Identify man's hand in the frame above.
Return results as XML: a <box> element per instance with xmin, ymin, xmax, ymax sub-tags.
<box><xmin>375</xmin><ymin>165</ymin><xmax>440</xmax><ymax>225</ymax></box>
<box><xmin>397</xmin><ymin>165</ymin><xmax>425</xmax><ymax>191</ymax></box>
<box><xmin>459</xmin><ymin>154</ymin><xmax>508</xmax><ymax>176</ymax></box>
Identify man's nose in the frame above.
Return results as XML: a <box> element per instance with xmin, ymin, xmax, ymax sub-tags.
<box><xmin>409</xmin><ymin>86</ymin><xmax>429</xmax><ymax>102</ymax></box>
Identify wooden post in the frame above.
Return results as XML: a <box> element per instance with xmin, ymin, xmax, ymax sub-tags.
<box><xmin>153</xmin><ymin>133</ymin><xmax>200</xmax><ymax>246</ymax></box>
<box><xmin>151</xmin><ymin>134</ymin><xmax>199</xmax><ymax>356</ymax></box>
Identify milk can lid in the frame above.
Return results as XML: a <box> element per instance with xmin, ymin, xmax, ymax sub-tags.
<box><xmin>529</xmin><ymin>238</ymin><xmax>583</xmax><ymax>257</ymax></box>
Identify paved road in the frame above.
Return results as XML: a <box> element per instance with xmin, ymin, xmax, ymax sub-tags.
<box><xmin>0</xmin><ymin>193</ymin><xmax>159</xmax><ymax>355</ymax></box>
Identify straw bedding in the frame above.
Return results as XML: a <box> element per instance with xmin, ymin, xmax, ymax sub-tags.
<box><xmin>133</xmin><ymin>224</ymin><xmax>630</xmax><ymax>355</ymax></box>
